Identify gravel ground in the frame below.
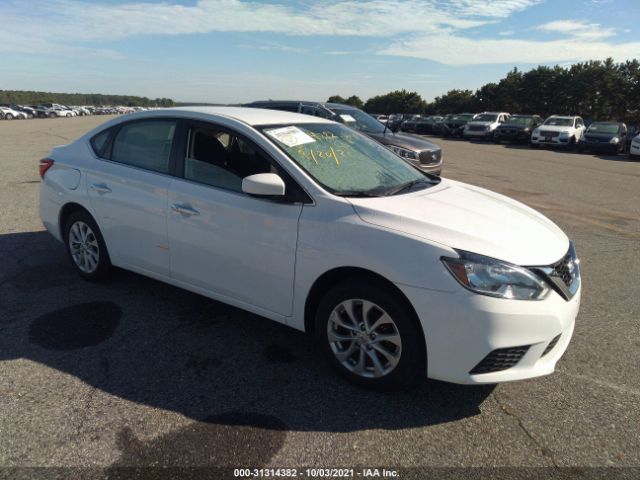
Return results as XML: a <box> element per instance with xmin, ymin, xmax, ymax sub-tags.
<box><xmin>0</xmin><ymin>116</ymin><xmax>638</xmax><ymax>479</ymax></box>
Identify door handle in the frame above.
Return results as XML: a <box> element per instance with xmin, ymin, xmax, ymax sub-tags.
<box><xmin>91</xmin><ymin>183</ymin><xmax>112</xmax><ymax>194</ymax></box>
<box><xmin>171</xmin><ymin>203</ymin><xmax>200</xmax><ymax>217</ymax></box>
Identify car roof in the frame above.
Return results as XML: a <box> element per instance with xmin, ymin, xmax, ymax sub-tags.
<box><xmin>245</xmin><ymin>100</ymin><xmax>361</xmax><ymax>112</ymax></box>
<box><xmin>141</xmin><ymin>106</ymin><xmax>334</xmax><ymax>126</ymax></box>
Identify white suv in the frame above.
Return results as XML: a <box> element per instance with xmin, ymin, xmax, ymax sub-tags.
<box><xmin>463</xmin><ymin>112</ymin><xmax>510</xmax><ymax>139</ymax></box>
<box><xmin>531</xmin><ymin>116</ymin><xmax>586</xmax><ymax>149</ymax></box>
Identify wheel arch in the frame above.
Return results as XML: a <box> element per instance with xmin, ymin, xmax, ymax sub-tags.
<box><xmin>303</xmin><ymin>266</ymin><xmax>424</xmax><ymax>338</ymax></box>
<box><xmin>58</xmin><ymin>202</ymin><xmax>95</xmax><ymax>240</ymax></box>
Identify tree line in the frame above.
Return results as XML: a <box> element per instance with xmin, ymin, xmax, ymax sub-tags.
<box><xmin>0</xmin><ymin>90</ymin><xmax>174</xmax><ymax>107</ymax></box>
<box><xmin>328</xmin><ymin>58</ymin><xmax>640</xmax><ymax>124</ymax></box>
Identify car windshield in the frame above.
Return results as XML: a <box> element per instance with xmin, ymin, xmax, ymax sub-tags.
<box><xmin>330</xmin><ymin>108</ymin><xmax>386</xmax><ymax>134</ymax></box>
<box><xmin>451</xmin><ymin>114</ymin><xmax>474</xmax><ymax>121</ymax></box>
<box><xmin>587</xmin><ymin>123</ymin><xmax>620</xmax><ymax>134</ymax></box>
<box><xmin>544</xmin><ymin>117</ymin><xmax>573</xmax><ymax>126</ymax></box>
<box><xmin>505</xmin><ymin>117</ymin><xmax>533</xmax><ymax>126</ymax></box>
<box><xmin>474</xmin><ymin>114</ymin><xmax>498</xmax><ymax>122</ymax></box>
<box><xmin>261</xmin><ymin>123</ymin><xmax>437</xmax><ymax>196</ymax></box>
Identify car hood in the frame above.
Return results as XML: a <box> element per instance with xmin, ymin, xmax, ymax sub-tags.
<box><xmin>466</xmin><ymin>121</ymin><xmax>494</xmax><ymax>127</ymax></box>
<box><xmin>583</xmin><ymin>132</ymin><xmax>617</xmax><ymax>140</ymax></box>
<box><xmin>498</xmin><ymin>124</ymin><xmax>528</xmax><ymax>130</ymax></box>
<box><xmin>537</xmin><ymin>125</ymin><xmax>573</xmax><ymax>132</ymax></box>
<box><xmin>347</xmin><ymin>178</ymin><xmax>568</xmax><ymax>266</ymax></box>
<box><xmin>368</xmin><ymin>131</ymin><xmax>439</xmax><ymax>152</ymax></box>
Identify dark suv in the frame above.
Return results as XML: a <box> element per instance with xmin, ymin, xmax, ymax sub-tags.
<box><xmin>493</xmin><ymin>115</ymin><xmax>543</xmax><ymax>144</ymax></box>
<box><xmin>244</xmin><ymin>101</ymin><xmax>443</xmax><ymax>175</ymax></box>
<box><xmin>441</xmin><ymin>113</ymin><xmax>476</xmax><ymax>138</ymax></box>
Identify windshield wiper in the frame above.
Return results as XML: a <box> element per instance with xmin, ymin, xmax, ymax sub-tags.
<box><xmin>376</xmin><ymin>178</ymin><xmax>434</xmax><ymax>196</ymax></box>
<box><xmin>334</xmin><ymin>190</ymin><xmax>384</xmax><ymax>198</ymax></box>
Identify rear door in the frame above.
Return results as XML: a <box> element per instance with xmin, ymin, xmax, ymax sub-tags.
<box><xmin>167</xmin><ymin>120</ymin><xmax>304</xmax><ymax>317</ymax></box>
<box><xmin>86</xmin><ymin>119</ymin><xmax>177</xmax><ymax>277</ymax></box>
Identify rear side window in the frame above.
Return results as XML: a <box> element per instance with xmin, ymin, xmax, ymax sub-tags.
<box><xmin>111</xmin><ymin>121</ymin><xmax>176</xmax><ymax>174</ymax></box>
<box><xmin>90</xmin><ymin>129</ymin><xmax>111</xmax><ymax>157</ymax></box>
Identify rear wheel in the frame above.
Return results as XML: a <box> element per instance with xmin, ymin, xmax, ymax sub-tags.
<box><xmin>64</xmin><ymin>211</ymin><xmax>112</xmax><ymax>281</ymax></box>
<box><xmin>314</xmin><ymin>279</ymin><xmax>425</xmax><ymax>390</ymax></box>
<box><xmin>49</xmin><ymin>112</ymin><xmax>56</xmax><ymax>118</ymax></box>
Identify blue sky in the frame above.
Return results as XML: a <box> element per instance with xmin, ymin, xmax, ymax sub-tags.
<box><xmin>1</xmin><ymin>0</ymin><xmax>638</xmax><ymax>103</ymax></box>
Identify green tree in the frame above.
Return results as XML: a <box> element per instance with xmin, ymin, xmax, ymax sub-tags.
<box><xmin>363</xmin><ymin>90</ymin><xmax>426</xmax><ymax>114</ymax></box>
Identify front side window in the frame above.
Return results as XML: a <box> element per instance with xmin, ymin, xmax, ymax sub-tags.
<box><xmin>261</xmin><ymin>123</ymin><xmax>437</xmax><ymax>196</ymax></box>
<box><xmin>183</xmin><ymin>124</ymin><xmax>274</xmax><ymax>192</ymax></box>
<box><xmin>111</xmin><ymin>120</ymin><xmax>176</xmax><ymax>174</ymax></box>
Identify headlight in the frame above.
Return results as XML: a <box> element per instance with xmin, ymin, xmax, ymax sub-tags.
<box><xmin>523</xmin><ymin>127</ymin><xmax>530</xmax><ymax>133</ymax></box>
<box><xmin>441</xmin><ymin>251</ymin><xmax>550</xmax><ymax>300</ymax></box>
<box><xmin>388</xmin><ymin>145</ymin><xmax>419</xmax><ymax>160</ymax></box>
<box><xmin>532</xmin><ymin>129</ymin><xmax>540</xmax><ymax>136</ymax></box>
<box><xmin>609</xmin><ymin>137</ymin><xmax>619</xmax><ymax>144</ymax></box>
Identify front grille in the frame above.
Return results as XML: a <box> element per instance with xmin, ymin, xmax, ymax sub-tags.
<box><xmin>542</xmin><ymin>334</ymin><xmax>561</xmax><ymax>357</ymax></box>
<box><xmin>469</xmin><ymin>345</ymin><xmax>530</xmax><ymax>374</ymax></box>
<box><xmin>419</xmin><ymin>149</ymin><xmax>441</xmax><ymax>165</ymax></box>
<box><xmin>550</xmin><ymin>252</ymin><xmax>574</xmax><ymax>288</ymax></box>
<box><xmin>539</xmin><ymin>130</ymin><xmax>560</xmax><ymax>138</ymax></box>
<box><xmin>469</xmin><ymin>125</ymin><xmax>486</xmax><ymax>131</ymax></box>
<box><xmin>584</xmin><ymin>136</ymin><xmax>607</xmax><ymax>143</ymax></box>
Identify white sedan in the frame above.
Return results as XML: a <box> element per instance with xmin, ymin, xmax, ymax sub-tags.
<box><xmin>0</xmin><ymin>106</ymin><xmax>28</xmax><ymax>120</ymax></box>
<box><xmin>39</xmin><ymin>107</ymin><xmax>581</xmax><ymax>389</ymax></box>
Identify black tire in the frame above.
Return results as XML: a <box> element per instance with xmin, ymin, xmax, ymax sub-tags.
<box><xmin>64</xmin><ymin>210</ymin><xmax>112</xmax><ymax>281</ymax></box>
<box><xmin>5</xmin><ymin>114</ymin><xmax>13</xmax><ymax>120</ymax></box>
<box><xmin>314</xmin><ymin>277</ymin><xmax>425</xmax><ymax>390</ymax></box>
<box><xmin>567</xmin><ymin>136</ymin><xmax>576</xmax><ymax>151</ymax></box>
<box><xmin>530</xmin><ymin>143</ymin><xmax>539</xmax><ymax>149</ymax></box>
<box><xmin>49</xmin><ymin>112</ymin><xmax>56</xmax><ymax>118</ymax></box>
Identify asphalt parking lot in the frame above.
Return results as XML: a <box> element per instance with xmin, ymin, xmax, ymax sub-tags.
<box><xmin>0</xmin><ymin>116</ymin><xmax>639</xmax><ymax>478</ymax></box>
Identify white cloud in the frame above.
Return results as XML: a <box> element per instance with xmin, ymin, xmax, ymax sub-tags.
<box><xmin>0</xmin><ymin>0</ymin><xmax>636</xmax><ymax>68</ymax></box>
<box><xmin>536</xmin><ymin>20</ymin><xmax>617</xmax><ymax>39</ymax></box>
<box><xmin>379</xmin><ymin>33</ymin><xmax>640</xmax><ymax>65</ymax></box>
<box><xmin>442</xmin><ymin>0</ymin><xmax>543</xmax><ymax>17</ymax></box>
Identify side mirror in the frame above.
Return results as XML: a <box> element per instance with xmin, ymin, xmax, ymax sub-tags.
<box><xmin>242</xmin><ymin>173</ymin><xmax>286</xmax><ymax>197</ymax></box>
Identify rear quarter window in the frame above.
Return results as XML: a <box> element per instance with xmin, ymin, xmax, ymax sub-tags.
<box><xmin>90</xmin><ymin>129</ymin><xmax>112</xmax><ymax>157</ymax></box>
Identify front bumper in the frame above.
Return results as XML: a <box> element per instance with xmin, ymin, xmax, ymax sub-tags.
<box><xmin>398</xmin><ymin>282</ymin><xmax>580</xmax><ymax>384</ymax></box>
<box><xmin>530</xmin><ymin>135</ymin><xmax>571</xmax><ymax>146</ymax></box>
<box><xmin>496</xmin><ymin>130</ymin><xmax>530</xmax><ymax>142</ymax></box>
<box><xmin>579</xmin><ymin>141</ymin><xmax>619</xmax><ymax>153</ymax></box>
<box><xmin>463</xmin><ymin>129</ymin><xmax>492</xmax><ymax>138</ymax></box>
<box><xmin>627</xmin><ymin>143</ymin><xmax>639</xmax><ymax>158</ymax></box>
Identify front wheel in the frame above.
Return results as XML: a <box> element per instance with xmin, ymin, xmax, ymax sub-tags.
<box><xmin>315</xmin><ymin>279</ymin><xmax>425</xmax><ymax>390</ymax></box>
<box><xmin>64</xmin><ymin>211</ymin><xmax>112</xmax><ymax>281</ymax></box>
<box><xmin>5</xmin><ymin>114</ymin><xmax>13</xmax><ymax>120</ymax></box>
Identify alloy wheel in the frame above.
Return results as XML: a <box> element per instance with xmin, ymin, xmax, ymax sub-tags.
<box><xmin>327</xmin><ymin>299</ymin><xmax>402</xmax><ymax>378</ymax></box>
<box><xmin>68</xmin><ymin>221</ymin><xmax>100</xmax><ymax>273</ymax></box>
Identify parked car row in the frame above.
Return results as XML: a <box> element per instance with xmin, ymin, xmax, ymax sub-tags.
<box><xmin>0</xmin><ymin>103</ymin><xmax>149</xmax><ymax>120</ymax></box>
<box><xmin>399</xmin><ymin>111</ymin><xmax>637</xmax><ymax>159</ymax></box>
<box><xmin>244</xmin><ymin>101</ymin><xmax>444</xmax><ymax>175</ymax></box>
